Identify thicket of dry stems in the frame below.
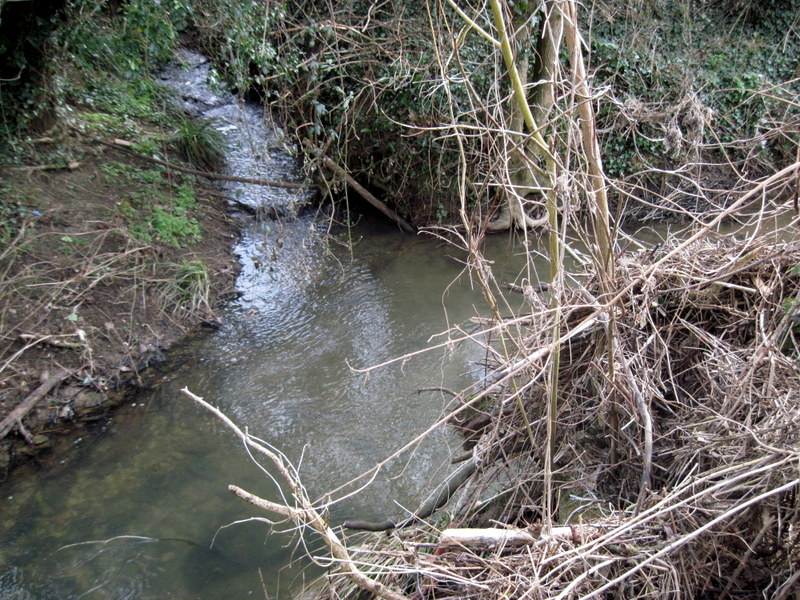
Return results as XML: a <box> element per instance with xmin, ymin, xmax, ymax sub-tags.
<box><xmin>188</xmin><ymin>162</ymin><xmax>800</xmax><ymax>599</ymax></box>
<box><xmin>286</xmin><ymin>191</ymin><xmax>799</xmax><ymax>600</ymax></box>
<box><xmin>185</xmin><ymin>2</ymin><xmax>800</xmax><ymax>598</ymax></box>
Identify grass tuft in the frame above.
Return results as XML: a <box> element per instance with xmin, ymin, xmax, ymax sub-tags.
<box><xmin>172</xmin><ymin>117</ymin><xmax>226</xmax><ymax>172</ymax></box>
<box><xmin>159</xmin><ymin>259</ymin><xmax>213</xmax><ymax>318</ymax></box>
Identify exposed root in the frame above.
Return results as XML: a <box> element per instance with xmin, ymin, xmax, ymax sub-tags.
<box><xmin>485</xmin><ymin>198</ymin><xmax>549</xmax><ymax>231</ymax></box>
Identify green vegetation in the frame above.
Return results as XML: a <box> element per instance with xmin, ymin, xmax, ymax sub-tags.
<box><xmin>1</xmin><ymin>0</ymin><xmax>225</xmax><ymax>170</ymax></box>
<box><xmin>159</xmin><ymin>258</ymin><xmax>212</xmax><ymax>315</ymax></box>
<box><xmin>590</xmin><ymin>1</ymin><xmax>799</xmax><ymax>180</ymax></box>
<box><xmin>183</xmin><ymin>1</ymin><xmax>474</xmax><ymax>222</ymax></box>
<box><xmin>101</xmin><ymin>162</ymin><xmax>201</xmax><ymax>248</ymax></box>
<box><xmin>2</xmin><ymin>0</ymin><xmax>797</xmax><ymax>225</ymax></box>
<box><xmin>177</xmin><ymin>0</ymin><xmax>797</xmax><ymax>223</ymax></box>
<box><xmin>1</xmin><ymin>0</ymin><xmax>173</xmax><ymax>143</ymax></box>
<box><xmin>171</xmin><ymin>117</ymin><xmax>225</xmax><ymax>171</ymax></box>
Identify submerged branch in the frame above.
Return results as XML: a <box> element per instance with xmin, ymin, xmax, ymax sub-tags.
<box><xmin>90</xmin><ymin>134</ymin><xmax>310</xmax><ymax>189</ymax></box>
<box><xmin>343</xmin><ymin>455</ymin><xmax>480</xmax><ymax>531</ymax></box>
<box><xmin>0</xmin><ymin>370</ymin><xmax>70</xmax><ymax>441</ymax></box>
<box><xmin>181</xmin><ymin>387</ymin><xmax>411</xmax><ymax>600</ymax></box>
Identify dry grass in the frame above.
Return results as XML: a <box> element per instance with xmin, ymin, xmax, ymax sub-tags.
<box><xmin>308</xmin><ymin>206</ymin><xmax>800</xmax><ymax>599</ymax></box>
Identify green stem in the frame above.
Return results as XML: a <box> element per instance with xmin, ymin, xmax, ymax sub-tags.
<box><xmin>489</xmin><ymin>0</ymin><xmax>561</xmax><ymax>530</ymax></box>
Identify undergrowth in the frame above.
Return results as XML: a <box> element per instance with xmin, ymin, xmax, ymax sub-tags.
<box><xmin>0</xmin><ymin>0</ymin><xmax>219</xmax><ymax>171</ymax></box>
<box><xmin>2</xmin><ymin>0</ymin><xmax>797</xmax><ymax>226</ymax></box>
<box><xmin>171</xmin><ymin>117</ymin><xmax>225</xmax><ymax>171</ymax></box>
<box><xmin>101</xmin><ymin>162</ymin><xmax>201</xmax><ymax>248</ymax></box>
<box><xmin>168</xmin><ymin>0</ymin><xmax>797</xmax><ymax>225</ymax></box>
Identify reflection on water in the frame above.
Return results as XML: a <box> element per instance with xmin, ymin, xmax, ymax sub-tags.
<box><xmin>0</xmin><ymin>215</ymin><xmax>530</xmax><ymax>599</ymax></box>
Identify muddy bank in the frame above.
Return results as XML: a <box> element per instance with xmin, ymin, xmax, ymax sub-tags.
<box><xmin>0</xmin><ymin>43</ymin><xmax>324</xmax><ymax>479</ymax></box>
<box><xmin>0</xmin><ymin>144</ymin><xmax>243</xmax><ymax>476</ymax></box>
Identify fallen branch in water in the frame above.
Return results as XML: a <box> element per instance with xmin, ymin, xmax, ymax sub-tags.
<box><xmin>180</xmin><ymin>387</ymin><xmax>411</xmax><ymax>600</ymax></box>
<box><xmin>109</xmin><ymin>138</ymin><xmax>310</xmax><ymax>189</ymax></box>
<box><xmin>343</xmin><ymin>454</ymin><xmax>481</xmax><ymax>531</ymax></box>
<box><xmin>69</xmin><ymin>128</ymin><xmax>310</xmax><ymax>189</ymax></box>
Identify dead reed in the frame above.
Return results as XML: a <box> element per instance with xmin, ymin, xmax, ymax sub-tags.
<box><xmin>309</xmin><ymin>230</ymin><xmax>800</xmax><ymax>600</ymax></box>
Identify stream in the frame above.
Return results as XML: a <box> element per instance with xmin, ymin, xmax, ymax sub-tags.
<box><xmin>0</xmin><ymin>51</ymin><xmax>537</xmax><ymax>599</ymax></box>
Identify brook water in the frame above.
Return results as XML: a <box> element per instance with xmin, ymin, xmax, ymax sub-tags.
<box><xmin>0</xmin><ymin>51</ymin><xmax>535</xmax><ymax>599</ymax></box>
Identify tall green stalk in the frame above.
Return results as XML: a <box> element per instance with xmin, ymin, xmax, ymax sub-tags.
<box><xmin>489</xmin><ymin>0</ymin><xmax>562</xmax><ymax>530</ymax></box>
<box><xmin>563</xmin><ymin>0</ymin><xmax>621</xmax><ymax>477</ymax></box>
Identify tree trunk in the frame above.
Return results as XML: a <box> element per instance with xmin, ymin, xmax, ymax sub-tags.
<box><xmin>487</xmin><ymin>0</ymin><xmax>563</xmax><ymax>232</ymax></box>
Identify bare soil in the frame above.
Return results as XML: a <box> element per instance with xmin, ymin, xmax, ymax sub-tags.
<box><xmin>0</xmin><ymin>138</ymin><xmax>241</xmax><ymax>477</ymax></box>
